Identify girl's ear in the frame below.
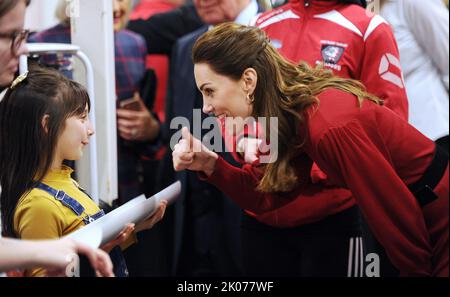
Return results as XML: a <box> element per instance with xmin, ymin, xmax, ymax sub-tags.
<box><xmin>242</xmin><ymin>68</ymin><xmax>258</xmax><ymax>96</ymax></box>
<box><xmin>41</xmin><ymin>114</ymin><xmax>50</xmax><ymax>134</ymax></box>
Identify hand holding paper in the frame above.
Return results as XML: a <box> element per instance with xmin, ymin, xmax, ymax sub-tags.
<box><xmin>100</xmin><ymin>223</ymin><xmax>135</xmax><ymax>253</ymax></box>
<box><xmin>67</xmin><ymin>181</ymin><xmax>181</xmax><ymax>248</ymax></box>
<box><xmin>135</xmin><ymin>200</ymin><xmax>167</xmax><ymax>233</ymax></box>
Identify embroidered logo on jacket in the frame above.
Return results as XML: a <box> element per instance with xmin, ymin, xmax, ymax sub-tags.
<box><xmin>317</xmin><ymin>40</ymin><xmax>348</xmax><ymax>72</ymax></box>
<box><xmin>321</xmin><ymin>45</ymin><xmax>345</xmax><ymax>65</ymax></box>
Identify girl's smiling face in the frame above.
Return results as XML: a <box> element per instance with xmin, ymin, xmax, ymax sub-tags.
<box><xmin>54</xmin><ymin>106</ymin><xmax>94</xmax><ymax>162</ymax></box>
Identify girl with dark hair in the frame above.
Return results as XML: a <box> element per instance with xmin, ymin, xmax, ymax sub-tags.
<box><xmin>0</xmin><ymin>66</ymin><xmax>166</xmax><ymax>276</ymax></box>
<box><xmin>173</xmin><ymin>23</ymin><xmax>449</xmax><ymax>276</ymax></box>
<box><xmin>0</xmin><ymin>0</ymin><xmax>115</xmax><ymax>277</ymax></box>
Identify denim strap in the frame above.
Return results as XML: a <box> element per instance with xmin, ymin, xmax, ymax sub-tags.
<box><xmin>36</xmin><ymin>182</ymin><xmax>85</xmax><ymax>216</ymax></box>
<box><xmin>36</xmin><ymin>182</ymin><xmax>105</xmax><ymax>223</ymax></box>
<box><xmin>36</xmin><ymin>182</ymin><xmax>128</xmax><ymax>277</ymax></box>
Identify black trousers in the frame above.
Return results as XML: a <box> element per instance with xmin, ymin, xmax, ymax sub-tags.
<box><xmin>359</xmin><ymin>214</ymin><xmax>399</xmax><ymax>277</ymax></box>
<box><xmin>176</xmin><ymin>181</ymin><xmax>243</xmax><ymax>277</ymax></box>
<box><xmin>241</xmin><ymin>205</ymin><xmax>363</xmax><ymax>277</ymax></box>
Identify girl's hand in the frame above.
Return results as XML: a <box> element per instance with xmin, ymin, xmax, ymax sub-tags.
<box><xmin>172</xmin><ymin>127</ymin><xmax>218</xmax><ymax>176</ymax></box>
<box><xmin>100</xmin><ymin>223</ymin><xmax>135</xmax><ymax>253</ymax></box>
<box><xmin>135</xmin><ymin>200</ymin><xmax>167</xmax><ymax>233</ymax></box>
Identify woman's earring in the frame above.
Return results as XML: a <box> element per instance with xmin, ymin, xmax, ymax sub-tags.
<box><xmin>246</xmin><ymin>93</ymin><xmax>255</xmax><ymax>104</ymax></box>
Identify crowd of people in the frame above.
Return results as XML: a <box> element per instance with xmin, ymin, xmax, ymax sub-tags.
<box><xmin>0</xmin><ymin>0</ymin><xmax>448</xmax><ymax>277</ymax></box>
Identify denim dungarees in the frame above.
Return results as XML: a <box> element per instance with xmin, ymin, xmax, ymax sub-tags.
<box><xmin>36</xmin><ymin>182</ymin><xmax>129</xmax><ymax>277</ymax></box>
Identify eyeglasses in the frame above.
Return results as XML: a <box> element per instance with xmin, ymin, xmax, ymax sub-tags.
<box><xmin>0</xmin><ymin>29</ymin><xmax>30</xmax><ymax>55</ymax></box>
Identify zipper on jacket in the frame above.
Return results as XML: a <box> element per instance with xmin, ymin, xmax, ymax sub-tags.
<box><xmin>299</xmin><ymin>0</ymin><xmax>313</xmax><ymax>47</ymax></box>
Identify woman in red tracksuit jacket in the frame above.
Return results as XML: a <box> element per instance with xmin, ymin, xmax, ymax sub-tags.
<box><xmin>173</xmin><ymin>23</ymin><xmax>449</xmax><ymax>276</ymax></box>
<box><xmin>222</xmin><ymin>0</ymin><xmax>410</xmax><ymax>276</ymax></box>
<box><xmin>246</xmin><ymin>0</ymin><xmax>409</xmax><ymax>224</ymax></box>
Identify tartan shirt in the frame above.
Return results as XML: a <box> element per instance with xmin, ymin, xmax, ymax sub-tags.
<box><xmin>114</xmin><ymin>29</ymin><xmax>147</xmax><ymax>100</ymax></box>
<box><xmin>28</xmin><ymin>23</ymin><xmax>72</xmax><ymax>78</ymax></box>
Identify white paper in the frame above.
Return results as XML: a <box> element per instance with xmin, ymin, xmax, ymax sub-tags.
<box><xmin>67</xmin><ymin>181</ymin><xmax>181</xmax><ymax>248</ymax></box>
<box><xmin>70</xmin><ymin>225</ymin><xmax>103</xmax><ymax>249</ymax></box>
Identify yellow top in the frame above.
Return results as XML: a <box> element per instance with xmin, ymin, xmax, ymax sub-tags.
<box><xmin>14</xmin><ymin>166</ymin><xmax>134</xmax><ymax>276</ymax></box>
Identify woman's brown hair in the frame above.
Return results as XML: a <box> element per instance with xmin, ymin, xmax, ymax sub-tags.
<box><xmin>192</xmin><ymin>23</ymin><xmax>380</xmax><ymax>193</ymax></box>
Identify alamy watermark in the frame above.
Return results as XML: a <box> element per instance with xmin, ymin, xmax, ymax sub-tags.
<box><xmin>170</xmin><ymin>109</ymin><xmax>279</xmax><ymax>164</ymax></box>
<box><xmin>65</xmin><ymin>253</ymin><xmax>80</xmax><ymax>277</ymax></box>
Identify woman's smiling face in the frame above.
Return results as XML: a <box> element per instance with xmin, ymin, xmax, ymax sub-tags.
<box><xmin>194</xmin><ymin>62</ymin><xmax>256</xmax><ymax>136</ymax></box>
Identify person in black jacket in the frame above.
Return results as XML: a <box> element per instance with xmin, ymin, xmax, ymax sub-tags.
<box><xmin>127</xmin><ymin>2</ymin><xmax>204</xmax><ymax>56</ymax></box>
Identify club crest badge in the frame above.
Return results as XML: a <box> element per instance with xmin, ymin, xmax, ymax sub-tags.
<box><xmin>321</xmin><ymin>45</ymin><xmax>345</xmax><ymax>65</ymax></box>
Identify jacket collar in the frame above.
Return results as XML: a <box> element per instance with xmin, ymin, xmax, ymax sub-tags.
<box><xmin>290</xmin><ymin>0</ymin><xmax>343</xmax><ymax>14</ymax></box>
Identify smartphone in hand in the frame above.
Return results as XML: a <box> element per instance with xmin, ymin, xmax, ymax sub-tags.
<box><xmin>118</xmin><ymin>96</ymin><xmax>141</xmax><ymax>111</ymax></box>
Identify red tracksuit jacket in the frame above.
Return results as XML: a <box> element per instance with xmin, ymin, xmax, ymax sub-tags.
<box><xmin>240</xmin><ymin>0</ymin><xmax>410</xmax><ymax>227</ymax></box>
<box><xmin>206</xmin><ymin>0</ymin><xmax>447</xmax><ymax>276</ymax></box>
<box><xmin>202</xmin><ymin>90</ymin><xmax>448</xmax><ymax>276</ymax></box>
